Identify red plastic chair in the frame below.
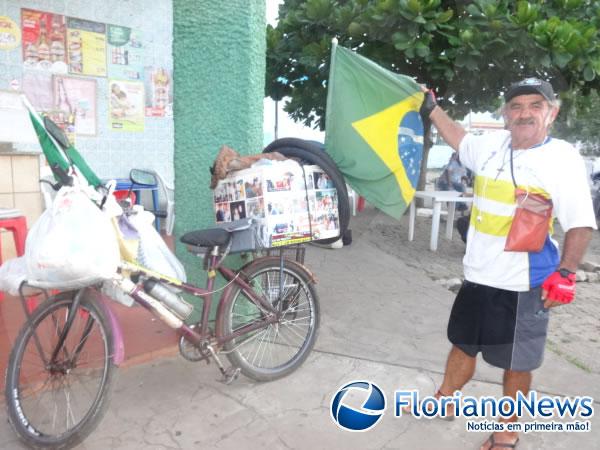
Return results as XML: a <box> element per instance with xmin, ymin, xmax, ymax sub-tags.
<box><xmin>0</xmin><ymin>210</ymin><xmax>28</xmax><ymax>302</ymax></box>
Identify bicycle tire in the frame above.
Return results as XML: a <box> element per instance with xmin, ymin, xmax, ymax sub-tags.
<box><xmin>5</xmin><ymin>290</ymin><xmax>115</xmax><ymax>449</ymax></box>
<box><xmin>220</xmin><ymin>258</ymin><xmax>320</xmax><ymax>381</ymax></box>
<box><xmin>263</xmin><ymin>142</ymin><xmax>350</xmax><ymax>245</ymax></box>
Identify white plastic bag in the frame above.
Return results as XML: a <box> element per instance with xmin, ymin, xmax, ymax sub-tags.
<box><xmin>25</xmin><ymin>186</ymin><xmax>120</xmax><ymax>290</ymax></box>
<box><xmin>0</xmin><ymin>257</ymin><xmax>39</xmax><ymax>296</ymax></box>
<box><xmin>128</xmin><ymin>209</ymin><xmax>186</xmax><ymax>281</ymax></box>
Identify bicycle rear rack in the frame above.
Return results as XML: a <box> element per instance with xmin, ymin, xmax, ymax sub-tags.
<box><xmin>263</xmin><ymin>244</ymin><xmax>306</xmax><ymax>265</ymax></box>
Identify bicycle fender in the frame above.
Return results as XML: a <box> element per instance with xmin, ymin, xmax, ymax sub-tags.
<box><xmin>87</xmin><ymin>287</ymin><xmax>125</xmax><ymax>366</ymax></box>
<box><xmin>239</xmin><ymin>256</ymin><xmax>317</xmax><ymax>284</ymax></box>
<box><xmin>214</xmin><ymin>256</ymin><xmax>317</xmax><ymax>339</ymax></box>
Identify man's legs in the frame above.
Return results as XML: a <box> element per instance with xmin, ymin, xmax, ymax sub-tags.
<box><xmin>439</xmin><ymin>345</ymin><xmax>477</xmax><ymax>395</ymax></box>
<box><xmin>479</xmin><ymin>369</ymin><xmax>531</xmax><ymax>449</ymax></box>
<box><xmin>401</xmin><ymin>345</ymin><xmax>476</xmax><ymax>415</ymax></box>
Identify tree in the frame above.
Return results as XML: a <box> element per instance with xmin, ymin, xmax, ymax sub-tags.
<box><xmin>553</xmin><ymin>88</ymin><xmax>600</xmax><ymax>156</ymax></box>
<box><xmin>266</xmin><ymin>0</ymin><xmax>600</xmax><ymax>187</ymax></box>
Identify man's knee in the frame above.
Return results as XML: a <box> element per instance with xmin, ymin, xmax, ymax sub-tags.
<box><xmin>503</xmin><ymin>369</ymin><xmax>532</xmax><ymax>391</ymax></box>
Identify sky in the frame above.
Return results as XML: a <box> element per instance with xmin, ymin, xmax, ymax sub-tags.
<box><xmin>263</xmin><ymin>1</ymin><xmax>325</xmax><ymax>146</ymax></box>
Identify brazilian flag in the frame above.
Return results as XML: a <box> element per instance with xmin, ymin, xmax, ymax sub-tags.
<box><xmin>325</xmin><ymin>44</ymin><xmax>424</xmax><ymax>219</ymax></box>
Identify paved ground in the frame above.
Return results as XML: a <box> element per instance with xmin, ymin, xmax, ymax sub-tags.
<box><xmin>1</xmin><ymin>205</ymin><xmax>598</xmax><ymax>449</ymax></box>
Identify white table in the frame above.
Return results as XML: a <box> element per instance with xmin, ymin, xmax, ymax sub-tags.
<box><xmin>408</xmin><ymin>191</ymin><xmax>473</xmax><ymax>251</ymax></box>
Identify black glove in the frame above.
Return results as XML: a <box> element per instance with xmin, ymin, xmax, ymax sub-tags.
<box><xmin>419</xmin><ymin>89</ymin><xmax>438</xmax><ymax>119</ymax></box>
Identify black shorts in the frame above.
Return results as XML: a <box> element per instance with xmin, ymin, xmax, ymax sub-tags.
<box><xmin>447</xmin><ymin>280</ymin><xmax>549</xmax><ymax>371</ymax></box>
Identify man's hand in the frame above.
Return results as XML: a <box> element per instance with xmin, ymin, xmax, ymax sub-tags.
<box><xmin>541</xmin><ymin>270</ymin><xmax>576</xmax><ymax>307</ymax></box>
<box><xmin>420</xmin><ymin>89</ymin><xmax>437</xmax><ymax>119</ymax></box>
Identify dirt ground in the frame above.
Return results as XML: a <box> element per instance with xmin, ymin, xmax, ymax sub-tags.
<box><xmin>352</xmin><ymin>192</ymin><xmax>600</xmax><ymax>376</ymax></box>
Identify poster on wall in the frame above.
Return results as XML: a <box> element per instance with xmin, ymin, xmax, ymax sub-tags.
<box><xmin>66</xmin><ymin>17</ymin><xmax>106</xmax><ymax>77</ymax></box>
<box><xmin>52</xmin><ymin>75</ymin><xmax>97</xmax><ymax>135</ymax></box>
<box><xmin>109</xmin><ymin>79</ymin><xmax>144</xmax><ymax>132</ymax></box>
<box><xmin>0</xmin><ymin>16</ymin><xmax>21</xmax><ymax>50</ymax></box>
<box><xmin>107</xmin><ymin>25</ymin><xmax>143</xmax><ymax>80</ymax></box>
<box><xmin>22</xmin><ymin>71</ymin><xmax>53</xmax><ymax>111</ymax></box>
<box><xmin>144</xmin><ymin>67</ymin><xmax>172</xmax><ymax>117</ymax></box>
<box><xmin>21</xmin><ymin>9</ymin><xmax>67</xmax><ymax>72</ymax></box>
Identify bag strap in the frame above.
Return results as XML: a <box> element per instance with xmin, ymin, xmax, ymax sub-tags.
<box><xmin>509</xmin><ymin>144</ymin><xmax>517</xmax><ymax>188</ymax></box>
<box><xmin>510</xmin><ymin>136</ymin><xmax>551</xmax><ymax>189</ymax></box>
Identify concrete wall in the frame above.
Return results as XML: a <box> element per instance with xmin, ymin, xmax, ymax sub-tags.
<box><xmin>173</xmin><ymin>0</ymin><xmax>265</xmax><ymax>281</ymax></box>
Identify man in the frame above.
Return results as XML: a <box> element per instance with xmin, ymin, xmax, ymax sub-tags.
<box><xmin>420</xmin><ymin>78</ymin><xmax>596</xmax><ymax>449</ymax></box>
<box><xmin>437</xmin><ymin>152</ymin><xmax>469</xmax><ymax>192</ymax></box>
<box><xmin>436</xmin><ymin>151</ymin><xmax>470</xmax><ymax>212</ymax></box>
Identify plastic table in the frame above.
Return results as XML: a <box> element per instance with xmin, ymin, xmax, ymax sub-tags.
<box><xmin>408</xmin><ymin>191</ymin><xmax>473</xmax><ymax>251</ymax></box>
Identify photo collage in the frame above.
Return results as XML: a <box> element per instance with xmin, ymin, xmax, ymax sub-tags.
<box><xmin>213</xmin><ymin>161</ymin><xmax>340</xmax><ymax>248</ymax></box>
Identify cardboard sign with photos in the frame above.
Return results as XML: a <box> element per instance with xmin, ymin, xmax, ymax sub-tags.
<box><xmin>212</xmin><ymin>160</ymin><xmax>340</xmax><ymax>249</ymax></box>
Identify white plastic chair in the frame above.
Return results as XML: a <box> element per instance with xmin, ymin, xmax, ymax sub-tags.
<box><xmin>39</xmin><ymin>165</ymin><xmax>57</xmax><ymax>210</ymax></box>
<box><xmin>347</xmin><ymin>184</ymin><xmax>357</xmax><ymax>216</ymax></box>
<box><xmin>145</xmin><ymin>169</ymin><xmax>175</xmax><ymax>236</ymax></box>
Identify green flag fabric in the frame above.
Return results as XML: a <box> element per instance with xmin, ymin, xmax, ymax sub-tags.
<box><xmin>325</xmin><ymin>44</ymin><xmax>425</xmax><ymax>219</ymax></box>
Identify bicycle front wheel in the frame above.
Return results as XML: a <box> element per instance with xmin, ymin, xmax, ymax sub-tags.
<box><xmin>5</xmin><ymin>290</ymin><xmax>115</xmax><ymax>449</ymax></box>
<box><xmin>221</xmin><ymin>258</ymin><xmax>320</xmax><ymax>381</ymax></box>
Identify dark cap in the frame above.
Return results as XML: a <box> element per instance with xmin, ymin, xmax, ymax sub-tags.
<box><xmin>504</xmin><ymin>78</ymin><xmax>556</xmax><ymax>103</ymax></box>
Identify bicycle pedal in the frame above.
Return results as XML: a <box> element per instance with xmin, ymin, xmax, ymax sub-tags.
<box><xmin>220</xmin><ymin>367</ymin><xmax>241</xmax><ymax>385</ymax></box>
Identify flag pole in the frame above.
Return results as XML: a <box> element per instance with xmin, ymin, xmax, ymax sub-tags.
<box><xmin>325</xmin><ymin>38</ymin><xmax>339</xmax><ymax>148</ymax></box>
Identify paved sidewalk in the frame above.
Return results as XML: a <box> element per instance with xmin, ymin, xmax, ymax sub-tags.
<box><xmin>1</xmin><ymin>206</ymin><xmax>598</xmax><ymax>449</ymax></box>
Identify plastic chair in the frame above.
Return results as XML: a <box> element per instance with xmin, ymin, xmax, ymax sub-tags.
<box><xmin>346</xmin><ymin>185</ymin><xmax>357</xmax><ymax>216</ymax></box>
<box><xmin>135</xmin><ymin>169</ymin><xmax>175</xmax><ymax>236</ymax></box>
<box><xmin>0</xmin><ymin>209</ymin><xmax>28</xmax><ymax>302</ymax></box>
<box><xmin>40</xmin><ymin>165</ymin><xmax>58</xmax><ymax>210</ymax></box>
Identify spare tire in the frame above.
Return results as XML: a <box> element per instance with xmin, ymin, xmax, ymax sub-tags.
<box><xmin>263</xmin><ymin>139</ymin><xmax>350</xmax><ymax>245</ymax></box>
<box><xmin>264</xmin><ymin>138</ymin><xmax>348</xmax><ymax>196</ymax></box>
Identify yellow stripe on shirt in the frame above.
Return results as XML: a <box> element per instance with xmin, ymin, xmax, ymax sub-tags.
<box><xmin>474</xmin><ymin>176</ymin><xmax>515</xmax><ymax>204</ymax></box>
<box><xmin>470</xmin><ymin>205</ymin><xmax>513</xmax><ymax>237</ymax></box>
<box><xmin>474</xmin><ymin>176</ymin><xmax>551</xmax><ymax>205</ymax></box>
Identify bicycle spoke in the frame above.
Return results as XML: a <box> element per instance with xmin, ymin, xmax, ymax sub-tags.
<box><xmin>225</xmin><ymin>262</ymin><xmax>318</xmax><ymax>380</ymax></box>
<box><xmin>251</xmin><ymin>324</ymin><xmax>271</xmax><ymax>368</ymax></box>
<box><xmin>7</xmin><ymin>295</ymin><xmax>114</xmax><ymax>446</ymax></box>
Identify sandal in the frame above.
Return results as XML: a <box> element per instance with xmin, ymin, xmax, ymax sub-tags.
<box><xmin>482</xmin><ymin>433</ymin><xmax>519</xmax><ymax>449</ymax></box>
<box><xmin>401</xmin><ymin>389</ymin><xmax>455</xmax><ymax>421</ymax></box>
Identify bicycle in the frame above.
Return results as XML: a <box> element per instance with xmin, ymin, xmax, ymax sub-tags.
<box><xmin>4</xmin><ymin>112</ymin><xmax>320</xmax><ymax>449</ymax></box>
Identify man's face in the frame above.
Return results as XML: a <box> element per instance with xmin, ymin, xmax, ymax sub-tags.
<box><xmin>504</xmin><ymin>94</ymin><xmax>558</xmax><ymax>146</ymax></box>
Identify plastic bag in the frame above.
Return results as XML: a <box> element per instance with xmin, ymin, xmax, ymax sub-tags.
<box><xmin>0</xmin><ymin>257</ymin><xmax>39</xmax><ymax>296</ymax></box>
<box><xmin>25</xmin><ymin>186</ymin><xmax>120</xmax><ymax>289</ymax></box>
<box><xmin>128</xmin><ymin>210</ymin><xmax>186</xmax><ymax>281</ymax></box>
<box><xmin>504</xmin><ymin>189</ymin><xmax>553</xmax><ymax>253</ymax></box>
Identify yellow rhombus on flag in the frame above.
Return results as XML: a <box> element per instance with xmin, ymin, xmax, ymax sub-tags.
<box><xmin>325</xmin><ymin>44</ymin><xmax>424</xmax><ymax>219</ymax></box>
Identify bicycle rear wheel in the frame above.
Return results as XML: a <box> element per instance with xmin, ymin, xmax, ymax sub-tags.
<box><xmin>221</xmin><ymin>258</ymin><xmax>320</xmax><ymax>381</ymax></box>
<box><xmin>5</xmin><ymin>290</ymin><xmax>115</xmax><ymax>449</ymax></box>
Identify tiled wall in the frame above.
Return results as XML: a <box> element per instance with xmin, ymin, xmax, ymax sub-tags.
<box><xmin>0</xmin><ymin>0</ymin><xmax>174</xmax><ymax>184</ymax></box>
<box><xmin>0</xmin><ymin>152</ymin><xmax>42</xmax><ymax>260</ymax></box>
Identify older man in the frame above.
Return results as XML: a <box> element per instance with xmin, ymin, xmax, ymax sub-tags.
<box><xmin>420</xmin><ymin>78</ymin><xmax>596</xmax><ymax>449</ymax></box>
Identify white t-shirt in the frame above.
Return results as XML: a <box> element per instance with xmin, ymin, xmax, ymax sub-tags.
<box><xmin>458</xmin><ymin>130</ymin><xmax>597</xmax><ymax>291</ymax></box>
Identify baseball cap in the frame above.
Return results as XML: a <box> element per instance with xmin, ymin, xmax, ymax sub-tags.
<box><xmin>504</xmin><ymin>77</ymin><xmax>556</xmax><ymax>103</ymax></box>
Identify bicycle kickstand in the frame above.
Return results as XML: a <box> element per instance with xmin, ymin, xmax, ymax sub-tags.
<box><xmin>206</xmin><ymin>344</ymin><xmax>241</xmax><ymax>385</ymax></box>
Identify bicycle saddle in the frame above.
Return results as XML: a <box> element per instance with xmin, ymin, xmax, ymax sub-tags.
<box><xmin>180</xmin><ymin>228</ymin><xmax>231</xmax><ymax>248</ymax></box>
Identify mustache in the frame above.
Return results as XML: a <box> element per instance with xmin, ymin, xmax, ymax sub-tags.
<box><xmin>514</xmin><ymin>118</ymin><xmax>535</xmax><ymax>125</ymax></box>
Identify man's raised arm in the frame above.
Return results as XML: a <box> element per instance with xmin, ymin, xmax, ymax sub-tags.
<box><xmin>421</xmin><ymin>91</ymin><xmax>467</xmax><ymax>151</ymax></box>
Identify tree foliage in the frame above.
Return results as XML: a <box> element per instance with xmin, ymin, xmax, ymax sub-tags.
<box><xmin>266</xmin><ymin>0</ymin><xmax>600</xmax><ymax>156</ymax></box>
